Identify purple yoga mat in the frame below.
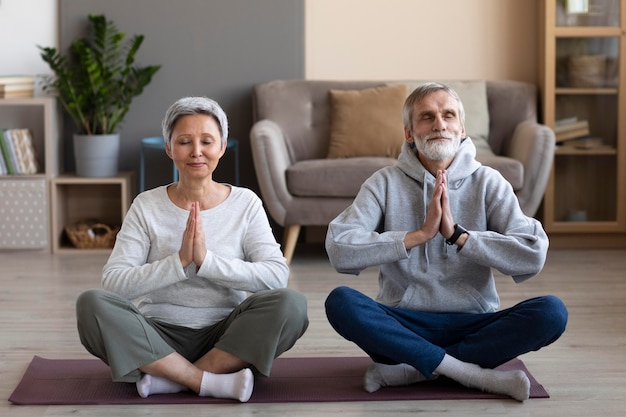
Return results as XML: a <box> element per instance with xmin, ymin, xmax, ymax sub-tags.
<box><xmin>9</xmin><ymin>356</ymin><xmax>549</xmax><ymax>405</ymax></box>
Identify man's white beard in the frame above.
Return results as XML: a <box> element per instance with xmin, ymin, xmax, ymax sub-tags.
<box><xmin>414</xmin><ymin>131</ymin><xmax>461</xmax><ymax>161</ymax></box>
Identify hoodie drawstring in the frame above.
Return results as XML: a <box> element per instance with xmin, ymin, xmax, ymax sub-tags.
<box><xmin>421</xmin><ymin>171</ymin><xmax>430</xmax><ymax>273</ymax></box>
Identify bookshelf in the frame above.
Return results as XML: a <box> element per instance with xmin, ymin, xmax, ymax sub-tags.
<box><xmin>50</xmin><ymin>172</ymin><xmax>134</xmax><ymax>254</ymax></box>
<box><xmin>0</xmin><ymin>97</ymin><xmax>60</xmax><ymax>250</ymax></box>
<box><xmin>0</xmin><ymin>98</ymin><xmax>134</xmax><ymax>253</ymax></box>
<box><xmin>538</xmin><ymin>0</ymin><xmax>626</xmax><ymax>246</ymax></box>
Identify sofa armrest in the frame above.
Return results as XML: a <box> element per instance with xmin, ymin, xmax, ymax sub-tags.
<box><xmin>250</xmin><ymin>119</ymin><xmax>294</xmax><ymax>226</ymax></box>
<box><xmin>504</xmin><ymin>120</ymin><xmax>555</xmax><ymax>217</ymax></box>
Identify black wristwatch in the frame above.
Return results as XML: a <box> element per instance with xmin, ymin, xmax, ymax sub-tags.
<box><xmin>446</xmin><ymin>224</ymin><xmax>468</xmax><ymax>245</ymax></box>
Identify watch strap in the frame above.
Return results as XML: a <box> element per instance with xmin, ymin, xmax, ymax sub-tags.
<box><xmin>446</xmin><ymin>224</ymin><xmax>467</xmax><ymax>245</ymax></box>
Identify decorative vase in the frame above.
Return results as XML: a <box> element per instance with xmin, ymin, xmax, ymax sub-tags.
<box><xmin>73</xmin><ymin>133</ymin><xmax>120</xmax><ymax>177</ymax></box>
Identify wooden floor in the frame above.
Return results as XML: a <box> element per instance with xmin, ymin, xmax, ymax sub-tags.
<box><xmin>1</xmin><ymin>246</ymin><xmax>625</xmax><ymax>416</ymax></box>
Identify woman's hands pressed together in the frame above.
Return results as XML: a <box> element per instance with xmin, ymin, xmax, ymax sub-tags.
<box><xmin>179</xmin><ymin>201</ymin><xmax>207</xmax><ymax>269</ymax></box>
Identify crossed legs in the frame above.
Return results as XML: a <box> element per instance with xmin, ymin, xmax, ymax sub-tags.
<box><xmin>76</xmin><ymin>288</ymin><xmax>308</xmax><ymax>401</ymax></box>
<box><xmin>325</xmin><ymin>286</ymin><xmax>567</xmax><ymax>401</ymax></box>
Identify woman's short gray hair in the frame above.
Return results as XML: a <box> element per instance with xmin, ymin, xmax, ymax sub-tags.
<box><xmin>161</xmin><ymin>97</ymin><xmax>229</xmax><ymax>146</ymax></box>
<box><xmin>402</xmin><ymin>82</ymin><xmax>465</xmax><ymax>130</ymax></box>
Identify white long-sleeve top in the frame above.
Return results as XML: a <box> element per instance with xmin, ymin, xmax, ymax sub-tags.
<box><xmin>102</xmin><ymin>185</ymin><xmax>288</xmax><ymax>329</ymax></box>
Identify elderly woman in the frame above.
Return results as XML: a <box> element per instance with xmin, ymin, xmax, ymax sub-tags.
<box><xmin>76</xmin><ymin>97</ymin><xmax>308</xmax><ymax>402</ymax></box>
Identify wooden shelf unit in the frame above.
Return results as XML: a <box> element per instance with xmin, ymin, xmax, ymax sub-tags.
<box><xmin>538</xmin><ymin>0</ymin><xmax>626</xmax><ymax>242</ymax></box>
<box><xmin>50</xmin><ymin>172</ymin><xmax>134</xmax><ymax>254</ymax></box>
<box><xmin>0</xmin><ymin>97</ymin><xmax>61</xmax><ymax>250</ymax></box>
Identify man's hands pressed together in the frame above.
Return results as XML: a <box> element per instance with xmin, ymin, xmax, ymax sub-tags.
<box><xmin>404</xmin><ymin>170</ymin><xmax>465</xmax><ymax>250</ymax></box>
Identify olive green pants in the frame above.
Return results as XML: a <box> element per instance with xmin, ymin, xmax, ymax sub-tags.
<box><xmin>76</xmin><ymin>288</ymin><xmax>309</xmax><ymax>382</ymax></box>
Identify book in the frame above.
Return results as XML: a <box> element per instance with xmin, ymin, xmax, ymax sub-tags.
<box><xmin>554</xmin><ymin>119</ymin><xmax>589</xmax><ymax>133</ymax></box>
<box><xmin>0</xmin><ymin>129</ymin><xmax>40</xmax><ymax>175</ymax></box>
<box><xmin>10</xmin><ymin>129</ymin><xmax>39</xmax><ymax>174</ymax></box>
<box><xmin>555</xmin><ymin>127</ymin><xmax>590</xmax><ymax>142</ymax></box>
<box><xmin>2</xmin><ymin>130</ymin><xmax>21</xmax><ymax>173</ymax></box>
<box><xmin>0</xmin><ymin>82</ymin><xmax>35</xmax><ymax>93</ymax></box>
<box><xmin>0</xmin><ymin>89</ymin><xmax>35</xmax><ymax>99</ymax></box>
<box><xmin>559</xmin><ymin>136</ymin><xmax>608</xmax><ymax>150</ymax></box>
<box><xmin>554</xmin><ymin>116</ymin><xmax>578</xmax><ymax>126</ymax></box>
<box><xmin>0</xmin><ymin>130</ymin><xmax>15</xmax><ymax>174</ymax></box>
<box><xmin>0</xmin><ymin>143</ymin><xmax>6</xmax><ymax>175</ymax></box>
<box><xmin>554</xmin><ymin>119</ymin><xmax>590</xmax><ymax>142</ymax></box>
<box><xmin>0</xmin><ymin>75</ymin><xmax>35</xmax><ymax>85</ymax></box>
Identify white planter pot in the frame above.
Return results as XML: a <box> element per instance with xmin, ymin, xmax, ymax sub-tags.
<box><xmin>73</xmin><ymin>133</ymin><xmax>120</xmax><ymax>177</ymax></box>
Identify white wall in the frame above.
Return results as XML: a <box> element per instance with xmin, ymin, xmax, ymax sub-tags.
<box><xmin>0</xmin><ymin>0</ymin><xmax>56</xmax><ymax>77</ymax></box>
<box><xmin>305</xmin><ymin>0</ymin><xmax>538</xmax><ymax>83</ymax></box>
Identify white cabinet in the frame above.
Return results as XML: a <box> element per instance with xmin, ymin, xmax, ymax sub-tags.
<box><xmin>0</xmin><ymin>178</ymin><xmax>48</xmax><ymax>249</ymax></box>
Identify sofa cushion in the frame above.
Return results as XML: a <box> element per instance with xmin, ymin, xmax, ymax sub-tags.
<box><xmin>476</xmin><ymin>149</ymin><xmax>523</xmax><ymax>191</ymax></box>
<box><xmin>287</xmin><ymin>157</ymin><xmax>398</xmax><ymax>197</ymax></box>
<box><xmin>327</xmin><ymin>84</ymin><xmax>407</xmax><ymax>159</ymax></box>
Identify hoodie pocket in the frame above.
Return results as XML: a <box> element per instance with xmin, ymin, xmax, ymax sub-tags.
<box><xmin>397</xmin><ymin>281</ymin><xmax>492</xmax><ymax>313</ymax></box>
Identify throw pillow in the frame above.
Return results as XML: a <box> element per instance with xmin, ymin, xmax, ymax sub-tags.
<box><xmin>327</xmin><ymin>84</ymin><xmax>408</xmax><ymax>159</ymax></box>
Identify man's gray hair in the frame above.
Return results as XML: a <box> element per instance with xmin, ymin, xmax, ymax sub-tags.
<box><xmin>402</xmin><ymin>82</ymin><xmax>465</xmax><ymax>130</ymax></box>
<box><xmin>161</xmin><ymin>96</ymin><xmax>229</xmax><ymax>146</ymax></box>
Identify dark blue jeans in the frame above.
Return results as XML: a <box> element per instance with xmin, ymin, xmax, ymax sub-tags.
<box><xmin>325</xmin><ymin>286</ymin><xmax>567</xmax><ymax>378</ymax></box>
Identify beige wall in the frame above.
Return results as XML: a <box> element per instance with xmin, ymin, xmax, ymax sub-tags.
<box><xmin>305</xmin><ymin>0</ymin><xmax>538</xmax><ymax>83</ymax></box>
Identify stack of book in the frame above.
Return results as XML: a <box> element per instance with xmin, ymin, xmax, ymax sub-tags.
<box><xmin>554</xmin><ymin>117</ymin><xmax>609</xmax><ymax>150</ymax></box>
<box><xmin>554</xmin><ymin>118</ymin><xmax>590</xmax><ymax>143</ymax></box>
<box><xmin>0</xmin><ymin>129</ymin><xmax>39</xmax><ymax>175</ymax></box>
<box><xmin>0</xmin><ymin>75</ymin><xmax>36</xmax><ymax>98</ymax></box>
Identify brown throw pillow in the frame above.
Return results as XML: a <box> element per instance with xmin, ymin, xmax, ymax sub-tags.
<box><xmin>327</xmin><ymin>84</ymin><xmax>407</xmax><ymax>159</ymax></box>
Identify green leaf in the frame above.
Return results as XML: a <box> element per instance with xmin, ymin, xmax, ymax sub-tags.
<box><xmin>38</xmin><ymin>14</ymin><xmax>161</xmax><ymax>135</ymax></box>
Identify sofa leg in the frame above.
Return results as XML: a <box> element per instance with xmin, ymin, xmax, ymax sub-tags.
<box><xmin>282</xmin><ymin>225</ymin><xmax>301</xmax><ymax>265</ymax></box>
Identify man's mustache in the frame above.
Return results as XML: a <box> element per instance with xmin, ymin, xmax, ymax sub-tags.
<box><xmin>419</xmin><ymin>132</ymin><xmax>455</xmax><ymax>141</ymax></box>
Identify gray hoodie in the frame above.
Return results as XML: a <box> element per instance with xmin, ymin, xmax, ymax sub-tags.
<box><xmin>326</xmin><ymin>138</ymin><xmax>548</xmax><ymax>314</ymax></box>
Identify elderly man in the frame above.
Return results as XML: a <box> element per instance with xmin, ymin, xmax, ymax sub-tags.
<box><xmin>324</xmin><ymin>82</ymin><xmax>567</xmax><ymax>401</ymax></box>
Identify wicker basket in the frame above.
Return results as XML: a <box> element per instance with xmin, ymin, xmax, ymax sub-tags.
<box><xmin>569</xmin><ymin>54</ymin><xmax>606</xmax><ymax>88</ymax></box>
<box><xmin>65</xmin><ymin>220</ymin><xmax>119</xmax><ymax>249</ymax></box>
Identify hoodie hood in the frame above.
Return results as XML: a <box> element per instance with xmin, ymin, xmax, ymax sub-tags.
<box><xmin>396</xmin><ymin>137</ymin><xmax>483</xmax><ymax>186</ymax></box>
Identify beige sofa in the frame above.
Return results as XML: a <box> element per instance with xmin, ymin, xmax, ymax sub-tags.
<box><xmin>250</xmin><ymin>80</ymin><xmax>555</xmax><ymax>263</ymax></box>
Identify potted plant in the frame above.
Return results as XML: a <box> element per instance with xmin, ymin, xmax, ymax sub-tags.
<box><xmin>39</xmin><ymin>14</ymin><xmax>161</xmax><ymax>177</ymax></box>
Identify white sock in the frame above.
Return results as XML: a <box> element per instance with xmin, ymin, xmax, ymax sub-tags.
<box><xmin>434</xmin><ymin>354</ymin><xmax>530</xmax><ymax>401</ymax></box>
<box><xmin>364</xmin><ymin>363</ymin><xmax>430</xmax><ymax>393</ymax></box>
<box><xmin>199</xmin><ymin>369</ymin><xmax>254</xmax><ymax>402</ymax></box>
<box><xmin>136</xmin><ymin>374</ymin><xmax>188</xmax><ymax>398</ymax></box>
